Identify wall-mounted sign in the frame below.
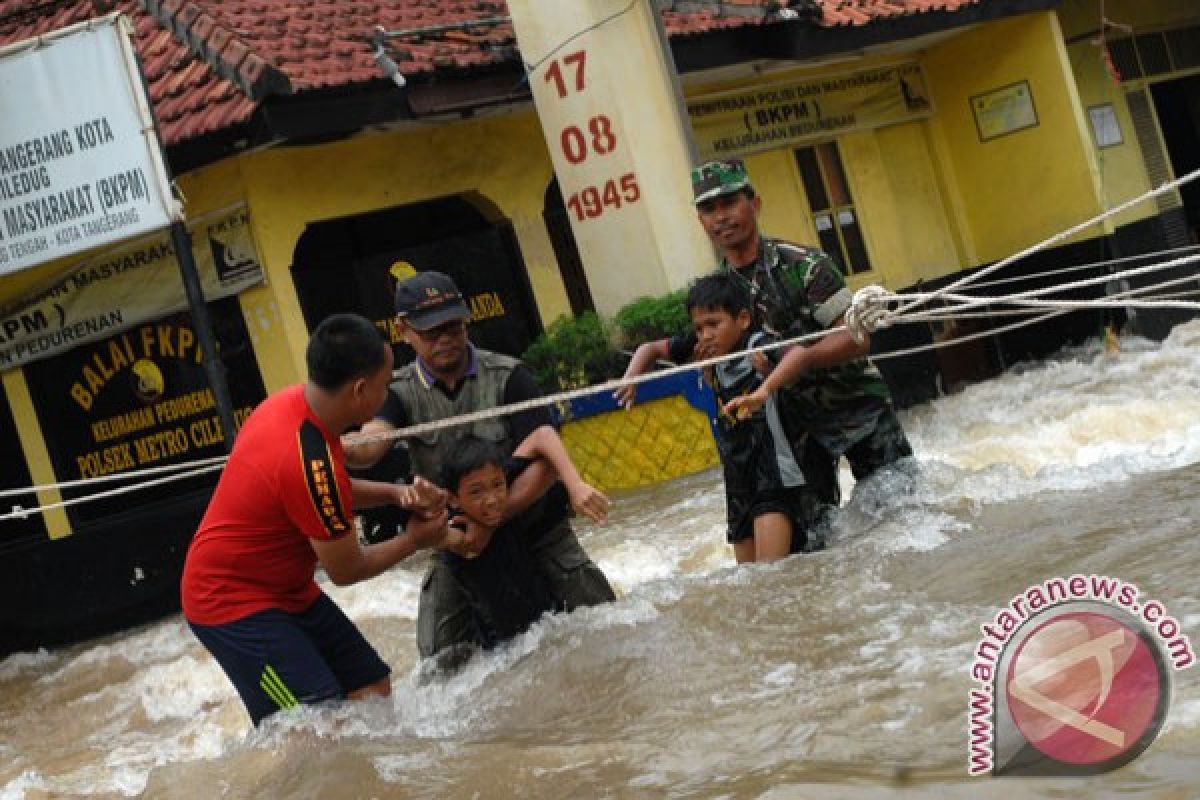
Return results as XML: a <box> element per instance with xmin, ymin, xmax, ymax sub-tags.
<box><xmin>971</xmin><ymin>81</ymin><xmax>1039</xmax><ymax>142</ymax></box>
<box><xmin>687</xmin><ymin>61</ymin><xmax>934</xmax><ymax>159</ymax></box>
<box><xmin>0</xmin><ymin>15</ymin><xmax>177</xmax><ymax>275</ymax></box>
<box><xmin>22</xmin><ymin>299</ymin><xmax>265</xmax><ymax>525</ymax></box>
<box><xmin>0</xmin><ymin>206</ymin><xmax>263</xmax><ymax>371</ymax></box>
<box><xmin>1087</xmin><ymin>103</ymin><xmax>1123</xmax><ymax>148</ymax></box>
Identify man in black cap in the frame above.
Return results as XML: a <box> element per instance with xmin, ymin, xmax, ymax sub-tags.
<box><xmin>346</xmin><ymin>271</ymin><xmax>615</xmax><ymax>662</ymax></box>
<box><xmin>618</xmin><ymin>158</ymin><xmax>912</xmax><ymax>492</ymax></box>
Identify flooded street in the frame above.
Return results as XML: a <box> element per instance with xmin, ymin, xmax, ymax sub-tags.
<box><xmin>2</xmin><ymin>322</ymin><xmax>1199</xmax><ymax>799</ymax></box>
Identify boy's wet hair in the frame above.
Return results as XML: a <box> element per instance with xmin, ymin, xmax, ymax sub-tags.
<box><xmin>440</xmin><ymin>435</ymin><xmax>507</xmax><ymax>492</ymax></box>
<box><xmin>686</xmin><ymin>272</ymin><xmax>752</xmax><ymax>316</ymax></box>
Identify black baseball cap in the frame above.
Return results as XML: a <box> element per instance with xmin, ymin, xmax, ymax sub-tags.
<box><xmin>394</xmin><ymin>271</ymin><xmax>470</xmax><ymax>330</ymax></box>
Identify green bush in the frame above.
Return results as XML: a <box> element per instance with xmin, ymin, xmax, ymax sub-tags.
<box><xmin>612</xmin><ymin>288</ymin><xmax>691</xmax><ymax>347</ymax></box>
<box><xmin>521</xmin><ymin>289</ymin><xmax>693</xmax><ymax>392</ymax></box>
<box><xmin>521</xmin><ymin>311</ymin><xmax>624</xmax><ymax>391</ymax></box>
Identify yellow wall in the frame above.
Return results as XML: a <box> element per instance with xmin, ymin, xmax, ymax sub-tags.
<box><xmin>1064</xmin><ymin>38</ymin><xmax>1159</xmax><ymax>227</ymax></box>
<box><xmin>924</xmin><ymin>12</ymin><xmax>1109</xmax><ymax>263</ymax></box>
<box><xmin>561</xmin><ymin>395</ymin><xmax>718</xmax><ymax>491</ymax></box>
<box><xmin>233</xmin><ymin>111</ymin><xmax>571</xmax><ymax>392</ymax></box>
<box><xmin>686</xmin><ymin>56</ymin><xmax>965</xmax><ymax>290</ymax></box>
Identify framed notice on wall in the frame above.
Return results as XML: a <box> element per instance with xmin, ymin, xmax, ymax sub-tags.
<box><xmin>1087</xmin><ymin>103</ymin><xmax>1123</xmax><ymax>148</ymax></box>
<box><xmin>971</xmin><ymin>81</ymin><xmax>1038</xmax><ymax>142</ymax></box>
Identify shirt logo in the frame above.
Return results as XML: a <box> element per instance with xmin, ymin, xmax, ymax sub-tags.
<box><xmin>298</xmin><ymin>420</ymin><xmax>351</xmax><ymax>538</ymax></box>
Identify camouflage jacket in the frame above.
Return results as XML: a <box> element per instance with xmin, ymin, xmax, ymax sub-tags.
<box><xmin>672</xmin><ymin>236</ymin><xmax>893</xmax><ymax>455</ymax></box>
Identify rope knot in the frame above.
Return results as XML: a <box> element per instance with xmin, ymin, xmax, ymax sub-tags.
<box><xmin>844</xmin><ymin>284</ymin><xmax>894</xmax><ymax>343</ymax></box>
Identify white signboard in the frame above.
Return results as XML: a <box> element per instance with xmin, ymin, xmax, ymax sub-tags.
<box><xmin>0</xmin><ymin>15</ymin><xmax>176</xmax><ymax>276</ymax></box>
<box><xmin>0</xmin><ymin>206</ymin><xmax>263</xmax><ymax>370</ymax></box>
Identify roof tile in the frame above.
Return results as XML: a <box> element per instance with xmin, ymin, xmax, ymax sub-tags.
<box><xmin>1</xmin><ymin>0</ymin><xmax>981</xmax><ymax>148</ymax></box>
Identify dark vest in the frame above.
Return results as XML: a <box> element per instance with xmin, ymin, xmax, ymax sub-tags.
<box><xmin>389</xmin><ymin>348</ymin><xmax>520</xmax><ymax>483</ymax></box>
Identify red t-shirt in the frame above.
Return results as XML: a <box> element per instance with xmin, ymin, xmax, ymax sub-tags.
<box><xmin>181</xmin><ymin>384</ymin><xmax>355</xmax><ymax>625</ymax></box>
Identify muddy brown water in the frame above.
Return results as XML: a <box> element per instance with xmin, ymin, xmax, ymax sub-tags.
<box><xmin>3</xmin><ymin>323</ymin><xmax>1199</xmax><ymax>798</ymax></box>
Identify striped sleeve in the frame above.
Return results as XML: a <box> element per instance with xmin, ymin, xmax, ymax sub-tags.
<box><xmin>284</xmin><ymin>419</ymin><xmax>354</xmax><ymax>540</ymax></box>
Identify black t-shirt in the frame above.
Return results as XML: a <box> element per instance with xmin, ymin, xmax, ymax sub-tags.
<box><xmin>441</xmin><ymin>457</ymin><xmax>560</xmax><ymax>645</ymax></box>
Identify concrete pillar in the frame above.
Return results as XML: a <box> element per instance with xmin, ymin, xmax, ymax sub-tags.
<box><xmin>507</xmin><ymin>0</ymin><xmax>715</xmax><ymax>315</ymax></box>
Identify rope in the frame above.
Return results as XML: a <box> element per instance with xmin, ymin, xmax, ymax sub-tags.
<box><xmin>906</xmin><ymin>275</ymin><xmax>1200</xmax><ymax>323</ymax></box>
<box><xmin>845</xmin><ymin>251</ymin><xmax>1200</xmax><ymax>337</ymax></box>
<box><xmin>893</xmin><ymin>251</ymin><xmax>1200</xmax><ymax>318</ymax></box>
<box><xmin>868</xmin><ymin>268</ymin><xmax>1199</xmax><ymax>362</ymax></box>
<box><xmin>958</xmin><ymin>244</ymin><xmax>1200</xmax><ymax>293</ymax></box>
<box><xmin>894</xmin><ymin>165</ymin><xmax>1200</xmax><ymax>317</ymax></box>
<box><xmin>0</xmin><ymin>456</ymin><xmax>229</xmax><ymax>499</ymax></box>
<box><xmin>0</xmin><ymin>462</ymin><xmax>225</xmax><ymax>522</ymax></box>
<box><xmin>6</xmin><ymin>216</ymin><xmax>1199</xmax><ymax>519</ymax></box>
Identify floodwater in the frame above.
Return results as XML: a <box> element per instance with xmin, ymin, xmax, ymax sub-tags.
<box><xmin>2</xmin><ymin>322</ymin><xmax>1199</xmax><ymax>799</ymax></box>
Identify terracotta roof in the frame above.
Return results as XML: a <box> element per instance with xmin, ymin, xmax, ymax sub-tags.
<box><xmin>0</xmin><ymin>0</ymin><xmax>983</xmax><ymax>149</ymax></box>
<box><xmin>0</xmin><ymin>1</ymin><xmax>256</xmax><ymax>146</ymax></box>
<box><xmin>817</xmin><ymin>0</ymin><xmax>982</xmax><ymax>27</ymax></box>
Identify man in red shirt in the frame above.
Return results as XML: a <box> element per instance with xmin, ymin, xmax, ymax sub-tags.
<box><xmin>182</xmin><ymin>313</ymin><xmax>452</xmax><ymax>726</ymax></box>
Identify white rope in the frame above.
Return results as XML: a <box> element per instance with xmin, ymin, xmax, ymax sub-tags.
<box><xmin>345</xmin><ymin>324</ymin><xmax>838</xmax><ymax>447</ymax></box>
<box><xmin>0</xmin><ymin>462</ymin><xmax>225</xmax><ymax>523</ymax></box>
<box><xmin>847</xmin><ymin>250</ymin><xmax>1200</xmax><ymax>335</ymax></box>
<box><xmin>959</xmin><ymin>244</ymin><xmax>1200</xmax><ymax>293</ymax></box>
<box><xmin>868</xmin><ymin>268</ymin><xmax>1197</xmax><ymax>362</ymax></box>
<box><xmin>895</xmin><ymin>166</ymin><xmax>1200</xmax><ymax>316</ymax></box>
<box><xmin>6</xmin><ymin>231</ymin><xmax>1199</xmax><ymax>517</ymax></box>
<box><xmin>349</xmin><ymin>266</ymin><xmax>1200</xmax><ymax>450</ymax></box>
<box><xmin>907</xmin><ymin>273</ymin><xmax>1200</xmax><ymax>322</ymax></box>
<box><xmin>899</xmin><ymin>251</ymin><xmax>1200</xmax><ymax>316</ymax></box>
<box><xmin>0</xmin><ymin>456</ymin><xmax>229</xmax><ymax>499</ymax></box>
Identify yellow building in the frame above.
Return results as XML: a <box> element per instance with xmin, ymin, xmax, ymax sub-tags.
<box><xmin>1</xmin><ymin>0</ymin><xmax>1197</xmax><ymax>652</ymax></box>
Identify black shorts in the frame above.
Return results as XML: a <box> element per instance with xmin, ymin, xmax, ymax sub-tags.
<box><xmin>188</xmin><ymin>593</ymin><xmax>390</xmax><ymax>726</ymax></box>
<box><xmin>727</xmin><ymin>485</ymin><xmax>831</xmax><ymax>553</ymax></box>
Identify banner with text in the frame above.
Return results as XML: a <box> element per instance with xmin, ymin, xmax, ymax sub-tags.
<box><xmin>0</xmin><ymin>206</ymin><xmax>263</xmax><ymax>371</ymax></box>
<box><xmin>687</xmin><ymin>62</ymin><xmax>934</xmax><ymax>160</ymax></box>
<box><xmin>0</xmin><ymin>15</ymin><xmax>175</xmax><ymax>275</ymax></box>
<box><xmin>22</xmin><ymin>300</ymin><xmax>266</xmax><ymax>526</ymax></box>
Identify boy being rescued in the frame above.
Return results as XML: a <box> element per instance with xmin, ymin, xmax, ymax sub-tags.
<box><xmin>684</xmin><ymin>273</ymin><xmax>837</xmax><ymax>562</ymax></box>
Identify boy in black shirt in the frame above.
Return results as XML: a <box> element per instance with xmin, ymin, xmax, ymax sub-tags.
<box><xmin>684</xmin><ymin>274</ymin><xmax>836</xmax><ymax>562</ymax></box>
<box><xmin>434</xmin><ymin>430</ymin><xmax>615</xmax><ymax>654</ymax></box>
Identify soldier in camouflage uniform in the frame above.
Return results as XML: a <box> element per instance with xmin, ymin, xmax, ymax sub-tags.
<box><xmin>618</xmin><ymin>158</ymin><xmax>912</xmax><ymax>486</ymax></box>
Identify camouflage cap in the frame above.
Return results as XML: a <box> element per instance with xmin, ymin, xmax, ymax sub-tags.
<box><xmin>691</xmin><ymin>159</ymin><xmax>752</xmax><ymax>205</ymax></box>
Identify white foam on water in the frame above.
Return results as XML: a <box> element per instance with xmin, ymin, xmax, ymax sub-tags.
<box><xmin>1164</xmin><ymin>692</ymin><xmax>1200</xmax><ymax>733</ymax></box>
<box><xmin>863</xmin><ymin>509</ymin><xmax>970</xmax><ymax>554</ymax></box>
<box><xmin>595</xmin><ymin>525</ymin><xmax>730</xmax><ymax>592</ymax></box>
<box><xmin>0</xmin><ymin>648</ymin><xmax>54</xmax><ymax>682</ymax></box>
<box><xmin>904</xmin><ymin>322</ymin><xmax>1200</xmax><ymax>491</ymax></box>
<box><xmin>373</xmin><ymin>751</ymin><xmax>438</xmax><ymax>782</ymax></box>
<box><xmin>0</xmin><ymin>770</ymin><xmax>46</xmax><ymax>800</ymax></box>
<box><xmin>321</xmin><ymin>562</ymin><xmax>424</xmax><ymax>621</ymax></box>
<box><xmin>37</xmin><ymin>618</ymin><xmax>194</xmax><ymax>687</ymax></box>
<box><xmin>596</xmin><ymin>539</ymin><xmax>680</xmax><ymax>589</ymax></box>
<box><xmin>136</xmin><ymin>654</ymin><xmax>232</xmax><ymax>722</ymax></box>
<box><xmin>382</xmin><ymin>593</ymin><xmax>665</xmax><ymax>740</ymax></box>
<box><xmin>18</xmin><ymin>646</ymin><xmax>245</xmax><ymax>797</ymax></box>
